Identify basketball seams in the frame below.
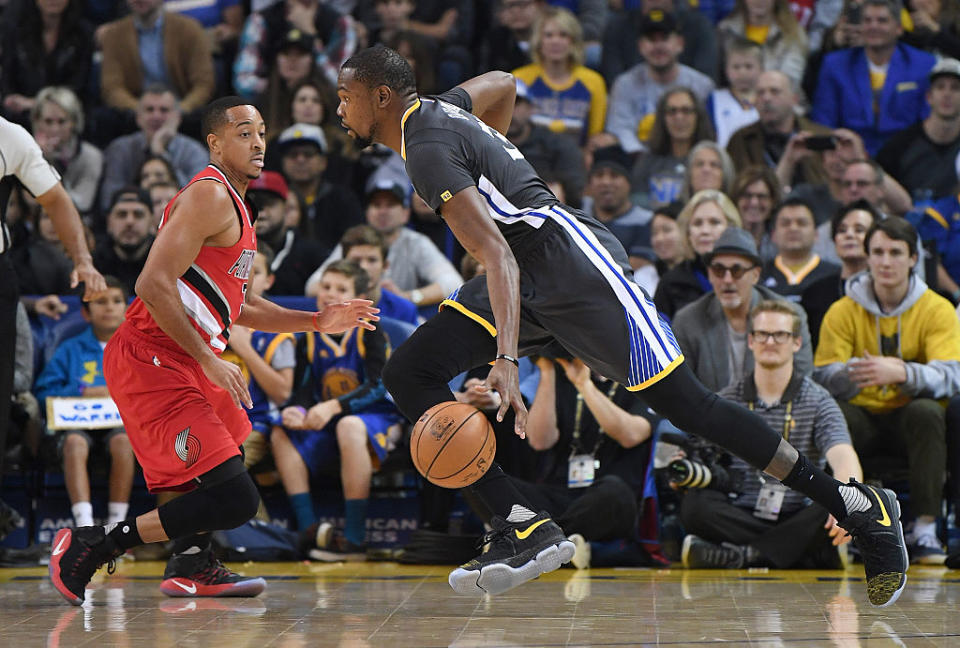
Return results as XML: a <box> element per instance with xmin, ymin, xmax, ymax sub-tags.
<box><xmin>432</xmin><ymin>415</ymin><xmax>491</xmax><ymax>481</ymax></box>
<box><xmin>412</xmin><ymin>401</ymin><xmax>460</xmax><ymax>474</ymax></box>
<box><xmin>424</xmin><ymin>409</ymin><xmax>481</xmax><ymax>479</ymax></box>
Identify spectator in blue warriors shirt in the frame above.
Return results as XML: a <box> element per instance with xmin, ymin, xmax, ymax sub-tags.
<box><xmin>35</xmin><ymin>277</ymin><xmax>135</xmax><ymax>530</ymax></box>
<box><xmin>272</xmin><ymin>260</ymin><xmax>402</xmax><ymax>561</ymax></box>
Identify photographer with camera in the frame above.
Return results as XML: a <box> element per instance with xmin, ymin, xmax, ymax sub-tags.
<box><xmin>679</xmin><ymin>299</ymin><xmax>862</xmax><ymax>569</ymax></box>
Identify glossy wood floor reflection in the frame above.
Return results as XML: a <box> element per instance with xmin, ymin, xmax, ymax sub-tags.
<box><xmin>2</xmin><ymin>561</ymin><xmax>959</xmax><ymax>647</ymax></box>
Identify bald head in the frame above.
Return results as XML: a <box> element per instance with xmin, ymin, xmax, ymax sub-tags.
<box><xmin>755</xmin><ymin>71</ymin><xmax>797</xmax><ymax>132</ymax></box>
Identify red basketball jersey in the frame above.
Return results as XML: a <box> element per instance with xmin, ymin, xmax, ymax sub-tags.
<box><xmin>125</xmin><ymin>164</ymin><xmax>258</xmax><ymax>354</ymax></box>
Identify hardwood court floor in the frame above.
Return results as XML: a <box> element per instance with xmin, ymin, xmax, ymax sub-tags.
<box><xmin>1</xmin><ymin>561</ymin><xmax>958</xmax><ymax>647</ymax></box>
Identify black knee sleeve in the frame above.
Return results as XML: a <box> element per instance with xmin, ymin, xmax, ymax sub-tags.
<box><xmin>158</xmin><ymin>460</ymin><xmax>260</xmax><ymax>539</ymax></box>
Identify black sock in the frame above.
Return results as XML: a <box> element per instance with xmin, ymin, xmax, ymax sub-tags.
<box><xmin>107</xmin><ymin>519</ymin><xmax>143</xmax><ymax>551</ymax></box>
<box><xmin>464</xmin><ymin>463</ymin><xmax>536</xmax><ymax>521</ymax></box>
<box><xmin>781</xmin><ymin>454</ymin><xmax>847</xmax><ymax>520</ymax></box>
<box><xmin>171</xmin><ymin>532</ymin><xmax>211</xmax><ymax>556</ymax></box>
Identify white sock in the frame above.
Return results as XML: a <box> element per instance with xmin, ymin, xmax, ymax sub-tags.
<box><xmin>107</xmin><ymin>502</ymin><xmax>129</xmax><ymax>525</ymax></box>
<box><xmin>838</xmin><ymin>485</ymin><xmax>871</xmax><ymax>514</ymax></box>
<box><xmin>72</xmin><ymin>501</ymin><xmax>94</xmax><ymax>527</ymax></box>
<box><xmin>913</xmin><ymin>520</ymin><xmax>937</xmax><ymax>540</ymax></box>
<box><xmin>505</xmin><ymin>505</ymin><xmax>535</xmax><ymax>523</ymax></box>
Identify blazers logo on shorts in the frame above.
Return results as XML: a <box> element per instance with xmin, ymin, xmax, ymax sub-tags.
<box><xmin>175</xmin><ymin>428</ymin><xmax>201</xmax><ymax>468</ymax></box>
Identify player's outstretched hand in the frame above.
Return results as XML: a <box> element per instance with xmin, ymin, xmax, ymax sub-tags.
<box><xmin>483</xmin><ymin>358</ymin><xmax>528</xmax><ymax>439</ymax></box>
<box><xmin>314</xmin><ymin>300</ymin><xmax>380</xmax><ymax>334</ymax></box>
<box><xmin>201</xmin><ymin>356</ymin><xmax>253</xmax><ymax>409</ymax></box>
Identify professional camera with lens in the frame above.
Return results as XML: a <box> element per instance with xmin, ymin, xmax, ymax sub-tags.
<box><xmin>658</xmin><ymin>433</ymin><xmax>744</xmax><ymax>497</ymax></box>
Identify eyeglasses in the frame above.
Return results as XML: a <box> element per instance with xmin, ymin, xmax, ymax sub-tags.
<box><xmin>707</xmin><ymin>262</ymin><xmax>756</xmax><ymax>279</ymax></box>
<box><xmin>750</xmin><ymin>330</ymin><xmax>796</xmax><ymax>344</ymax></box>
<box><xmin>665</xmin><ymin>106</ymin><xmax>695</xmax><ymax>116</ymax></box>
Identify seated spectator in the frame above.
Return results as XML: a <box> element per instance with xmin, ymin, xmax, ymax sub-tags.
<box><xmin>584</xmin><ymin>146</ymin><xmax>654</xmax><ymax>270</ymax></box>
<box><xmin>273</xmin><ymin>261</ymin><xmax>403</xmax><ymax>559</ymax></box>
<box><xmin>901</xmin><ymin>0</ymin><xmax>960</xmax><ymax>60</ymax></box>
<box><xmin>100</xmin><ymin>0</ymin><xmax>214</xmax><ymax>117</ymax></box>
<box><xmin>165</xmin><ymin>0</ymin><xmax>244</xmax><ymax>95</ymax></box>
<box><xmin>257</xmin><ymin>29</ymin><xmax>322</xmax><ymax>140</ymax></box>
<box><xmin>479</xmin><ymin>0</ymin><xmax>544</xmax><ymax>74</ymax></box>
<box><xmin>93</xmin><ymin>188</ymin><xmax>155</xmax><ymax>296</ymax></box>
<box><xmin>707</xmin><ymin>38</ymin><xmax>762</xmax><ymax>148</ymax></box>
<box><xmin>731</xmin><ymin>165</ymin><xmax>781</xmax><ymax>262</ymax></box>
<box><xmin>306</xmin><ymin>179</ymin><xmax>463</xmax><ymax>309</ymax></box>
<box><xmin>233</xmin><ymin>0</ymin><xmax>357</xmax><ymax>94</ymax></box>
<box><xmin>727</xmin><ymin>70</ymin><xmax>830</xmax><ymax>188</ymax></box>
<box><xmin>511</xmin><ymin>7</ymin><xmax>607</xmax><ymax>146</ymax></box>
<box><xmin>718</xmin><ymin>0</ymin><xmax>809</xmax><ymax>87</ymax></box>
<box><xmin>248</xmin><ymin>170</ymin><xmax>328</xmax><ymax>295</ymax></box>
<box><xmin>0</xmin><ymin>0</ymin><xmax>93</xmax><ymax>127</ymax></box>
<box><xmin>877</xmin><ymin>58</ymin><xmax>960</xmax><ymax>206</ymax></box>
<box><xmin>681</xmin><ymin>141</ymin><xmax>736</xmax><ymax>201</ymax></box>
<box><xmin>654</xmin><ymin>189</ymin><xmax>743</xmax><ymax>319</ymax></box>
<box><xmin>276</xmin><ymin>123</ymin><xmax>363</xmax><ymax>251</ymax></box>
<box><xmin>220</xmin><ymin>243</ymin><xmax>296</xmax><ymax>467</ymax></box>
<box><xmin>384</xmin><ymin>29</ymin><xmax>440</xmax><ymax>95</ymax></box>
<box><xmin>651</xmin><ymin>201</ymin><xmax>685</xmax><ymax>275</ymax></box>
<box><xmin>605</xmin><ymin>10</ymin><xmax>715</xmax><ymax>153</ymax></box>
<box><xmin>147</xmin><ymin>180</ymin><xmax>179</xmax><ymax>234</ymax></box>
<box><xmin>100</xmin><ymin>86</ymin><xmax>209</xmax><ymax>215</ymax></box>
<box><xmin>9</xmin><ymin>187</ymin><xmax>76</xmax><ymax>295</ymax></box>
<box><xmin>600</xmin><ymin>0</ymin><xmax>720</xmax><ymax>85</ymax></box>
<box><xmin>409</xmin><ymin>190</ymin><xmax>466</xmax><ymax>269</ymax></box>
<box><xmin>30</xmin><ymin>87</ymin><xmax>102</xmax><ymax>218</ymax></box>
<box><xmin>802</xmin><ymin>200</ymin><xmax>880</xmax><ymax>346</ymax></box>
<box><xmin>811</xmin><ymin>0</ymin><xmax>936</xmax><ymax>156</ymax></box>
<box><xmin>34</xmin><ymin>277</ymin><xmax>135</xmax><ymax>530</ymax></box>
<box><xmin>814</xmin><ymin>216</ymin><xmax>958</xmax><ymax>564</ymax></box>
<box><xmin>761</xmin><ymin>197</ymin><xmax>840</xmax><ymax>300</ymax></box>
<box><xmin>341</xmin><ymin>225</ymin><xmax>419</xmax><ymax>325</ymax></box>
<box><xmin>631</xmin><ymin>87</ymin><xmax>716</xmax><ymax>209</ymax></box>
<box><xmin>507</xmin><ymin>80</ymin><xmax>587</xmax><ymax>207</ymax></box>
<box><xmin>680</xmin><ymin>299</ymin><xmax>861</xmax><ymax>569</ymax></box>
<box><xmin>494</xmin><ymin>354</ymin><xmax>660</xmax><ymax>562</ymax></box>
<box><xmin>136</xmin><ymin>154</ymin><xmax>179</xmax><ymax>191</ymax></box>
<box><xmin>673</xmin><ymin>227</ymin><xmax>814</xmax><ymax>391</ymax></box>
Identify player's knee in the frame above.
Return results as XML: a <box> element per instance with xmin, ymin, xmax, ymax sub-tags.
<box><xmin>218</xmin><ymin>471</ymin><xmax>261</xmax><ymax>526</ymax></box>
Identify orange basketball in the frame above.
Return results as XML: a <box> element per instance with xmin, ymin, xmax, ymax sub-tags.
<box><xmin>410</xmin><ymin>401</ymin><xmax>496</xmax><ymax>488</ymax></box>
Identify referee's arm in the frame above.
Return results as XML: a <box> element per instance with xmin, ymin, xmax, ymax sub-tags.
<box><xmin>456</xmin><ymin>71</ymin><xmax>517</xmax><ymax>136</ymax></box>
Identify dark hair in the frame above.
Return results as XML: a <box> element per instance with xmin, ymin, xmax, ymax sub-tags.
<box><xmin>863</xmin><ymin>0</ymin><xmax>903</xmax><ymax>21</ymax></box>
<box><xmin>653</xmin><ymin>201</ymin><xmax>683</xmax><ymax>220</ymax></box>
<box><xmin>256</xmin><ymin>240</ymin><xmax>276</xmax><ymax>270</ymax></box>
<box><xmin>772</xmin><ymin>196</ymin><xmax>815</xmax><ymax>226</ymax></box>
<box><xmin>865</xmin><ymin>216</ymin><xmax>918</xmax><ymax>257</ymax></box>
<box><xmin>201</xmin><ymin>96</ymin><xmax>254</xmax><ymax>139</ymax></box>
<box><xmin>323</xmin><ymin>259</ymin><xmax>370</xmax><ymax>296</ymax></box>
<box><xmin>647</xmin><ymin>87</ymin><xmax>715</xmax><ymax>156</ymax></box>
<box><xmin>830</xmin><ymin>199</ymin><xmax>881</xmax><ymax>240</ymax></box>
<box><xmin>341</xmin><ymin>225</ymin><xmax>388</xmax><ymax>261</ymax></box>
<box><xmin>137</xmin><ymin>154</ymin><xmax>179</xmax><ymax>188</ymax></box>
<box><xmin>81</xmin><ymin>276</ymin><xmax>128</xmax><ymax>310</ymax></box>
<box><xmin>110</xmin><ymin>186</ymin><xmax>152</xmax><ymax>211</ymax></box>
<box><xmin>341</xmin><ymin>45</ymin><xmax>418</xmax><ymax>97</ymax></box>
<box><xmin>748</xmin><ymin>299</ymin><xmax>801</xmax><ymax>337</ymax></box>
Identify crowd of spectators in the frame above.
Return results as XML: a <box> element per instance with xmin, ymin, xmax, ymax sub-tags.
<box><xmin>7</xmin><ymin>0</ymin><xmax>960</xmax><ymax>568</ymax></box>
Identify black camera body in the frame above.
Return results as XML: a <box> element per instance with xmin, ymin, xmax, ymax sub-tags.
<box><xmin>659</xmin><ymin>432</ymin><xmax>744</xmax><ymax>497</ymax></box>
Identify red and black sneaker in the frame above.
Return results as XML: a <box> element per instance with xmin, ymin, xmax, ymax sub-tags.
<box><xmin>49</xmin><ymin>526</ymin><xmax>123</xmax><ymax>606</ymax></box>
<box><xmin>160</xmin><ymin>547</ymin><xmax>266</xmax><ymax>598</ymax></box>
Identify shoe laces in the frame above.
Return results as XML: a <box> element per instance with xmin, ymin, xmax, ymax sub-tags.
<box><xmin>476</xmin><ymin>526</ymin><xmax>510</xmax><ymax>551</ymax></box>
<box><xmin>69</xmin><ymin>543</ymin><xmax>117</xmax><ymax>580</ymax></box>
<box><xmin>197</xmin><ymin>553</ymin><xmax>233</xmax><ymax>583</ymax></box>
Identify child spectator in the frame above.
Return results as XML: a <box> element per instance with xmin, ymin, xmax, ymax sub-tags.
<box><xmin>341</xmin><ymin>225</ymin><xmax>419</xmax><ymax>325</ymax></box>
<box><xmin>707</xmin><ymin>38</ymin><xmax>762</xmax><ymax>147</ymax></box>
<box><xmin>34</xmin><ymin>277</ymin><xmax>134</xmax><ymax>529</ymax></box>
<box><xmin>272</xmin><ymin>261</ymin><xmax>402</xmax><ymax>560</ymax></box>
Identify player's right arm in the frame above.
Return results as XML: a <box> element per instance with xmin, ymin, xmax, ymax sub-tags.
<box><xmin>134</xmin><ymin>181</ymin><xmax>253</xmax><ymax>409</ymax></box>
<box><xmin>455</xmin><ymin>71</ymin><xmax>516</xmax><ymax>136</ymax></box>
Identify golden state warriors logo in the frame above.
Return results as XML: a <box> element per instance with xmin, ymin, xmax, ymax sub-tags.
<box><xmin>321</xmin><ymin>368</ymin><xmax>361</xmax><ymax>400</ymax></box>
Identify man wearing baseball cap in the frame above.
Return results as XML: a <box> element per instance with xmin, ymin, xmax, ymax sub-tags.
<box><xmin>877</xmin><ymin>58</ymin><xmax>960</xmax><ymax>202</ymax></box>
<box><xmin>93</xmin><ymin>187</ymin><xmax>156</xmax><ymax>296</ymax></box>
<box><xmin>585</xmin><ymin>146</ymin><xmax>653</xmax><ymax>270</ymax></box>
<box><xmin>277</xmin><ymin>123</ymin><xmax>363</xmax><ymax>251</ymax></box>
<box><xmin>604</xmin><ymin>9</ymin><xmax>715</xmax><ymax>153</ymax></box>
<box><xmin>248</xmin><ymin>170</ymin><xmax>329</xmax><ymax>295</ymax></box>
<box><xmin>671</xmin><ymin>227</ymin><xmax>814</xmax><ymax>392</ymax></box>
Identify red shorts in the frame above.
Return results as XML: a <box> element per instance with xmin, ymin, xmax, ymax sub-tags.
<box><xmin>104</xmin><ymin>321</ymin><xmax>251</xmax><ymax>492</ymax></box>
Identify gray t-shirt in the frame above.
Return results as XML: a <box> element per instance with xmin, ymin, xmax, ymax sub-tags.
<box><xmin>726</xmin><ymin>323</ymin><xmax>748</xmax><ymax>387</ymax></box>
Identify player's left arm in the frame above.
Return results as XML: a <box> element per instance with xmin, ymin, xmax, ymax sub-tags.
<box><xmin>456</xmin><ymin>71</ymin><xmax>516</xmax><ymax>136</ymax></box>
<box><xmin>235</xmin><ymin>290</ymin><xmax>379</xmax><ymax>334</ymax></box>
<box><xmin>440</xmin><ymin>186</ymin><xmax>527</xmax><ymax>437</ymax></box>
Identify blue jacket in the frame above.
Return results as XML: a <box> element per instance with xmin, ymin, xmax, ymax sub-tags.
<box><xmin>34</xmin><ymin>327</ymin><xmax>107</xmax><ymax>404</ymax></box>
<box><xmin>811</xmin><ymin>43</ymin><xmax>935</xmax><ymax>156</ymax></box>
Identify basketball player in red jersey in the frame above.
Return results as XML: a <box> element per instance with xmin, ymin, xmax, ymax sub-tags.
<box><xmin>49</xmin><ymin>97</ymin><xmax>379</xmax><ymax>606</ymax></box>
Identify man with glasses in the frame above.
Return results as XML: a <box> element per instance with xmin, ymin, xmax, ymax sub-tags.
<box><xmin>672</xmin><ymin>227</ymin><xmax>814</xmax><ymax>392</ymax></box>
<box><xmin>680</xmin><ymin>299</ymin><xmax>863</xmax><ymax>569</ymax></box>
<box><xmin>277</xmin><ymin>123</ymin><xmax>363</xmax><ymax>251</ymax></box>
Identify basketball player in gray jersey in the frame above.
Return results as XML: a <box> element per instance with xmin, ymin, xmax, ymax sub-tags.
<box><xmin>336</xmin><ymin>46</ymin><xmax>908</xmax><ymax>608</ymax></box>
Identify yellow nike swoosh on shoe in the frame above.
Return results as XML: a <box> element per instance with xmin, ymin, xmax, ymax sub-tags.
<box><xmin>515</xmin><ymin>519</ymin><xmax>550</xmax><ymax>540</ymax></box>
<box><xmin>869</xmin><ymin>487</ymin><xmax>892</xmax><ymax>527</ymax></box>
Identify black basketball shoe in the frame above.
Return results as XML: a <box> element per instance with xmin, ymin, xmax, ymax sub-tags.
<box><xmin>836</xmin><ymin>480</ymin><xmax>909</xmax><ymax>607</ymax></box>
<box><xmin>49</xmin><ymin>526</ymin><xmax>123</xmax><ymax>605</ymax></box>
<box><xmin>449</xmin><ymin>508</ymin><xmax>575</xmax><ymax>595</ymax></box>
<box><xmin>160</xmin><ymin>546</ymin><xmax>266</xmax><ymax>598</ymax></box>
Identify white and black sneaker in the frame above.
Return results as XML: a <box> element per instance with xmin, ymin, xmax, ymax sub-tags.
<box><xmin>448</xmin><ymin>507</ymin><xmax>575</xmax><ymax>596</ymax></box>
